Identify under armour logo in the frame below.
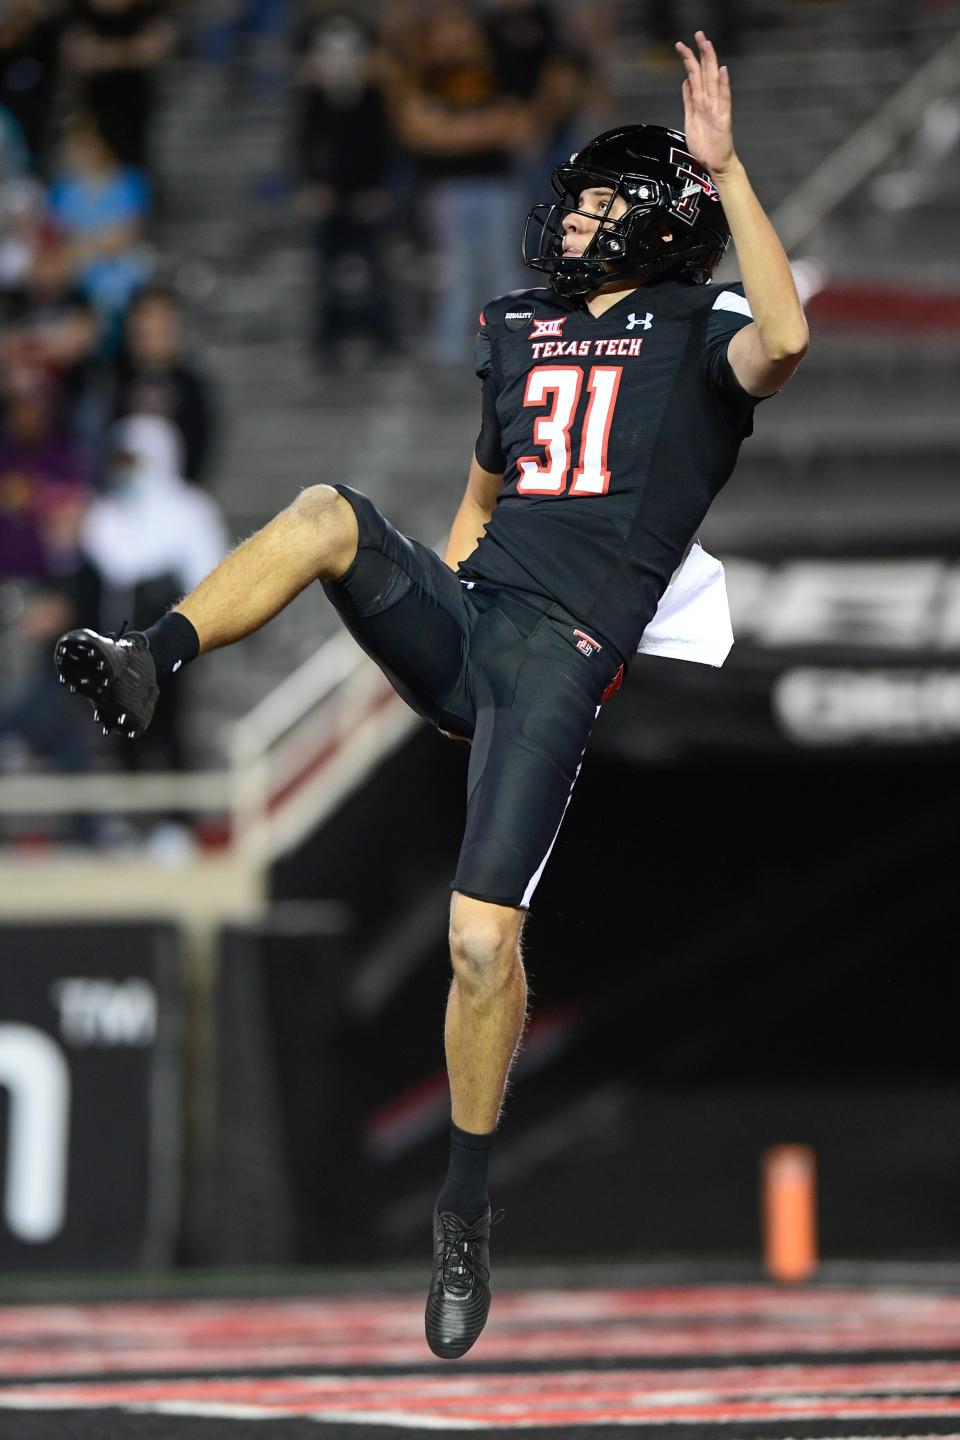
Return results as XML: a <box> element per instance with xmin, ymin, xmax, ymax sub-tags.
<box><xmin>626</xmin><ymin>312</ymin><xmax>653</xmax><ymax>331</ymax></box>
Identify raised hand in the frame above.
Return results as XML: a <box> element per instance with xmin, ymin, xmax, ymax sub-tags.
<box><xmin>675</xmin><ymin>31</ymin><xmax>736</xmax><ymax>178</ymax></box>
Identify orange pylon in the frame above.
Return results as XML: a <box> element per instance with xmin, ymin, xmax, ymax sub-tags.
<box><xmin>762</xmin><ymin>1144</ymin><xmax>818</xmax><ymax>1283</ymax></box>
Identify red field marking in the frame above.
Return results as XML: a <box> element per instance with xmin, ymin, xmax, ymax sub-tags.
<box><xmin>3</xmin><ymin>1286</ymin><xmax>960</xmax><ymax>1340</ymax></box>
<box><xmin>4</xmin><ymin>1366</ymin><xmax>960</xmax><ymax>1427</ymax></box>
<box><xmin>6</xmin><ymin>1359</ymin><xmax>960</xmax><ymax>1404</ymax></box>
<box><xmin>1</xmin><ymin>1290</ymin><xmax>960</xmax><ymax>1376</ymax></box>
<box><xmin>1</xmin><ymin>1288</ymin><xmax>960</xmax><ymax>1378</ymax></box>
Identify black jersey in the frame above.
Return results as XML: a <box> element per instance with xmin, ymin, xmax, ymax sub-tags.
<box><xmin>459</xmin><ymin>276</ymin><xmax>764</xmax><ymax>663</ymax></box>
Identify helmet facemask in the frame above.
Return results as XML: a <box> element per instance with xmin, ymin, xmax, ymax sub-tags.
<box><xmin>523</xmin><ymin>166</ymin><xmax>679</xmax><ymax>298</ymax></box>
<box><xmin>522</xmin><ymin>127</ymin><xmax>731</xmax><ymax>298</ymax></box>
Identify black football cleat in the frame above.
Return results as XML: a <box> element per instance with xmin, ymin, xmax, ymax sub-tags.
<box><xmin>425</xmin><ymin>1206</ymin><xmax>502</xmax><ymax>1359</ymax></box>
<box><xmin>54</xmin><ymin>628</ymin><xmax>159</xmax><ymax>739</ymax></box>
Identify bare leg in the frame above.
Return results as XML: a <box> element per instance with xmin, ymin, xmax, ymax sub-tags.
<box><xmin>423</xmin><ymin>894</ymin><xmax>526</xmax><ymax>1357</ymax></box>
<box><xmin>446</xmin><ymin>893</ymin><xmax>528</xmax><ymax>1133</ymax></box>
<box><xmin>175</xmin><ymin>485</ymin><xmax>358</xmax><ymax>653</ymax></box>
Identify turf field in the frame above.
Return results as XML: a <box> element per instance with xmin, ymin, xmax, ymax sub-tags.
<box><xmin>1</xmin><ymin>1268</ymin><xmax>960</xmax><ymax>1437</ymax></box>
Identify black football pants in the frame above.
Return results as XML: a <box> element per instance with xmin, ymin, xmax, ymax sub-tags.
<box><xmin>323</xmin><ymin>485</ymin><xmax>623</xmax><ymax>908</ymax></box>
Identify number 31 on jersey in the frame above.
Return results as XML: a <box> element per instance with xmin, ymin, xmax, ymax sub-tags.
<box><xmin>517</xmin><ymin>364</ymin><xmax>623</xmax><ymax>497</ymax></box>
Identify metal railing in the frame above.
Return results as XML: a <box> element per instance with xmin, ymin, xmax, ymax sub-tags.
<box><xmin>0</xmin><ymin>629</ymin><xmax>417</xmax><ymax>870</ymax></box>
<box><xmin>772</xmin><ymin>26</ymin><xmax>960</xmax><ymax>253</ymax></box>
<box><xmin>5</xmin><ymin>27</ymin><xmax>959</xmax><ymax>878</ymax></box>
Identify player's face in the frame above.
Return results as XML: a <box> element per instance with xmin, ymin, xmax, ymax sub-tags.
<box><xmin>561</xmin><ymin>187</ymin><xmax>629</xmax><ymax>258</ymax></box>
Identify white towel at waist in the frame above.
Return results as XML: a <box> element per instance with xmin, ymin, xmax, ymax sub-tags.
<box><xmin>636</xmin><ymin>540</ymin><xmax>733</xmax><ymax>667</ymax></box>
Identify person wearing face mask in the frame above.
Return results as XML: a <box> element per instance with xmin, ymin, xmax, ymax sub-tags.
<box><xmin>111</xmin><ymin>285</ymin><xmax>218</xmax><ymax>485</ymax></box>
<box><xmin>389</xmin><ymin>0</ymin><xmax>532</xmax><ymax>365</ymax></box>
<box><xmin>77</xmin><ymin>413</ymin><xmax>227</xmax><ymax>767</ymax></box>
<box><xmin>292</xmin><ymin>11</ymin><xmax>397</xmax><ymax>365</ymax></box>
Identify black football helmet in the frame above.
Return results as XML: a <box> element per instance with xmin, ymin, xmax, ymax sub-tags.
<box><xmin>522</xmin><ymin>124</ymin><xmax>730</xmax><ymax>297</ymax></box>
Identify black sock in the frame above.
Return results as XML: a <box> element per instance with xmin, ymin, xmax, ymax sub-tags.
<box><xmin>144</xmin><ymin>612</ymin><xmax>200</xmax><ymax>682</ymax></box>
<box><xmin>436</xmin><ymin>1121</ymin><xmax>495</xmax><ymax>1222</ymax></box>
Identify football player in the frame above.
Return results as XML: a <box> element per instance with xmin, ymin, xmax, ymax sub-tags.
<box><xmin>54</xmin><ymin>34</ymin><xmax>807</xmax><ymax>1357</ymax></box>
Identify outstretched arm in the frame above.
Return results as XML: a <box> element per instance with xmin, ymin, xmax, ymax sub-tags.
<box><xmin>676</xmin><ymin>31</ymin><xmax>808</xmax><ymax>397</ymax></box>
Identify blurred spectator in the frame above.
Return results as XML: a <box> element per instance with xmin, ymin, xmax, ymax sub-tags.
<box><xmin>0</xmin><ymin>1</ymin><xmax>64</xmax><ymax>173</ymax></box>
<box><xmin>0</xmin><ymin>104</ymin><xmax>32</xmax><ymax>181</ymax></box>
<box><xmin>0</xmin><ymin>363</ymin><xmax>92</xmax><ymax>779</ymax></box>
<box><xmin>292</xmin><ymin>11</ymin><xmax>397</xmax><ymax>365</ymax></box>
<box><xmin>487</xmin><ymin>0</ymin><xmax>592</xmax><ymax>178</ymax></box>
<box><xmin>0</xmin><ymin>364</ymin><xmax>89</xmax><ymax>580</ymax></box>
<box><xmin>197</xmin><ymin>0</ymin><xmax>291</xmax><ymax>102</ymax></box>
<box><xmin>488</xmin><ymin>0</ymin><xmax>558</xmax><ymax>96</ymax></box>
<box><xmin>0</xmin><ymin>85</ymin><xmax>37</xmax><ymax>300</ymax></box>
<box><xmin>47</xmin><ymin>112</ymin><xmax>151</xmax><ymax>337</ymax></box>
<box><xmin>110</xmin><ymin>285</ymin><xmax>218</xmax><ymax>483</ymax></box>
<box><xmin>61</xmin><ymin>0</ymin><xmax>176</xmax><ymax>171</ymax></box>
<box><xmin>77</xmin><ymin>414</ymin><xmax>228</xmax><ymax>769</ymax></box>
<box><xmin>379</xmin><ymin>0</ymin><xmax>424</xmax><ymax>70</ymax></box>
<box><xmin>1</xmin><ymin>228</ymin><xmax>104</xmax><ymax>443</ymax></box>
<box><xmin>0</xmin><ymin>175</ymin><xmax>46</xmax><ymax>296</ymax></box>
<box><xmin>390</xmin><ymin>0</ymin><xmax>531</xmax><ymax>366</ymax></box>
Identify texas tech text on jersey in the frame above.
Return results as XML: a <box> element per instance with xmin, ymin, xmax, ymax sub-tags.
<box><xmin>461</xmin><ymin>277</ymin><xmax>760</xmax><ymax>665</ymax></box>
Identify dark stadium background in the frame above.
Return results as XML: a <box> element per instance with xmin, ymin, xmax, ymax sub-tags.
<box><xmin>1</xmin><ymin>0</ymin><xmax>959</xmax><ymax>1298</ymax></box>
